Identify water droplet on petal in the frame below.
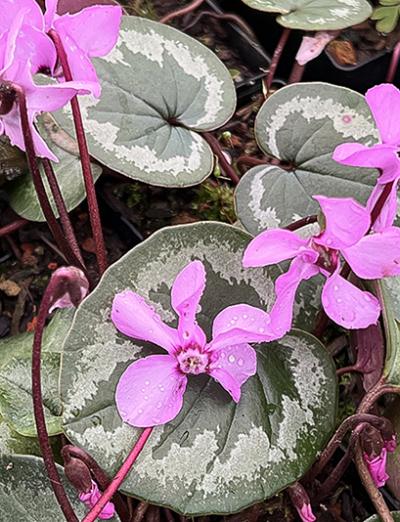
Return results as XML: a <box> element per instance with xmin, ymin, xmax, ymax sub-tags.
<box><xmin>138</xmin><ymin>408</ymin><xmax>143</xmax><ymax>414</ymax></box>
<box><xmin>141</xmin><ymin>388</ymin><xmax>145</xmax><ymax>393</ymax></box>
<box><xmin>326</xmin><ymin>239</ymin><xmax>332</xmax><ymax>245</ymax></box>
<box><xmin>334</xmin><ymin>285</ymin><xmax>339</xmax><ymax>291</ymax></box>
<box><xmin>220</xmin><ymin>352</ymin><xmax>226</xmax><ymax>359</ymax></box>
<box><xmin>238</xmin><ymin>358</ymin><xmax>244</xmax><ymax>367</ymax></box>
<box><xmin>258</xmin><ymin>327</ymin><xmax>265</xmax><ymax>333</ymax></box>
<box><xmin>228</xmin><ymin>354</ymin><xmax>235</xmax><ymax>363</ymax></box>
<box><xmin>159</xmin><ymin>384</ymin><xmax>165</xmax><ymax>392</ymax></box>
<box><xmin>145</xmin><ymin>380</ymin><xmax>150</xmax><ymax>386</ymax></box>
<box><xmin>337</xmin><ymin>298</ymin><xmax>342</xmax><ymax>303</ymax></box>
<box><xmin>242</xmin><ymin>314</ymin><xmax>248</xmax><ymax>319</ymax></box>
<box><xmin>157</xmin><ymin>402</ymin><xmax>162</xmax><ymax>409</ymax></box>
<box><xmin>144</xmin><ymin>395</ymin><xmax>149</xmax><ymax>401</ymax></box>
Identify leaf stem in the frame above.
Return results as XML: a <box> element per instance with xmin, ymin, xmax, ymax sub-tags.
<box><xmin>386</xmin><ymin>41</ymin><xmax>400</xmax><ymax>83</ymax></box>
<box><xmin>32</xmin><ymin>276</ymin><xmax>79</xmax><ymax>522</ymax></box>
<box><xmin>13</xmin><ymin>83</ymin><xmax>84</xmax><ymax>268</ymax></box>
<box><xmin>160</xmin><ymin>0</ymin><xmax>205</xmax><ymax>24</ymax></box>
<box><xmin>48</xmin><ymin>29</ymin><xmax>108</xmax><ymax>275</ymax></box>
<box><xmin>202</xmin><ymin>132</ymin><xmax>240</xmax><ymax>184</ymax></box>
<box><xmin>0</xmin><ymin>218</ymin><xmax>28</xmax><ymax>237</ymax></box>
<box><xmin>81</xmin><ymin>428</ymin><xmax>153</xmax><ymax>522</ymax></box>
<box><xmin>264</xmin><ymin>28</ymin><xmax>291</xmax><ymax>93</ymax></box>
<box><xmin>42</xmin><ymin>158</ymin><xmax>85</xmax><ymax>269</ymax></box>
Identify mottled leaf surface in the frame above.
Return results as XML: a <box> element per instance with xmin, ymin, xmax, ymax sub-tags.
<box><xmin>365</xmin><ymin>513</ymin><xmax>400</xmax><ymax>521</ymax></box>
<box><xmin>53</xmin><ymin>16</ymin><xmax>236</xmax><ymax>187</ymax></box>
<box><xmin>6</xmin><ymin>116</ymin><xmax>102</xmax><ymax>222</ymax></box>
<box><xmin>0</xmin><ymin>455</ymin><xmax>120</xmax><ymax>521</ymax></box>
<box><xmin>0</xmin><ymin>413</ymin><xmax>42</xmax><ymax>457</ymax></box>
<box><xmin>378</xmin><ymin>279</ymin><xmax>400</xmax><ymax>387</ymax></box>
<box><xmin>0</xmin><ymin>310</ymin><xmax>74</xmax><ymax>437</ymax></box>
<box><xmin>61</xmin><ymin>222</ymin><xmax>337</xmax><ymax>515</ymax></box>
<box><xmin>235</xmin><ymin>83</ymin><xmax>379</xmax><ymax>235</ymax></box>
<box><xmin>241</xmin><ymin>0</ymin><xmax>372</xmax><ymax>29</ymax></box>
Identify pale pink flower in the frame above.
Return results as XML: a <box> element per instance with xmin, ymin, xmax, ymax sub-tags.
<box><xmin>112</xmin><ymin>260</ymin><xmax>279</xmax><ymax>427</ymax></box>
<box><xmin>48</xmin><ymin>266</ymin><xmax>89</xmax><ymax>313</ymax></box>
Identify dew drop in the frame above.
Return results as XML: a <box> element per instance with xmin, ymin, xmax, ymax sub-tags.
<box><xmin>337</xmin><ymin>298</ymin><xmax>342</xmax><ymax>303</ymax></box>
<box><xmin>238</xmin><ymin>358</ymin><xmax>244</xmax><ymax>367</ymax></box>
<box><xmin>334</xmin><ymin>285</ymin><xmax>339</xmax><ymax>291</ymax></box>
<box><xmin>233</xmin><ymin>316</ymin><xmax>238</xmax><ymax>321</ymax></box>
<box><xmin>141</xmin><ymin>388</ymin><xmax>145</xmax><ymax>393</ymax></box>
<box><xmin>242</xmin><ymin>314</ymin><xmax>248</xmax><ymax>319</ymax></box>
<box><xmin>228</xmin><ymin>354</ymin><xmax>236</xmax><ymax>363</ymax></box>
<box><xmin>145</xmin><ymin>380</ymin><xmax>150</xmax><ymax>386</ymax></box>
<box><xmin>144</xmin><ymin>395</ymin><xmax>149</xmax><ymax>401</ymax></box>
<box><xmin>138</xmin><ymin>408</ymin><xmax>143</xmax><ymax>414</ymax></box>
<box><xmin>159</xmin><ymin>384</ymin><xmax>165</xmax><ymax>392</ymax></box>
<box><xmin>258</xmin><ymin>327</ymin><xmax>265</xmax><ymax>333</ymax></box>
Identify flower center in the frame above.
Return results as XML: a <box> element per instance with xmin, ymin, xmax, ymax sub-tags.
<box><xmin>311</xmin><ymin>240</ymin><xmax>339</xmax><ymax>273</ymax></box>
<box><xmin>176</xmin><ymin>345</ymin><xmax>209</xmax><ymax>375</ymax></box>
<box><xmin>0</xmin><ymin>82</ymin><xmax>16</xmax><ymax>115</ymax></box>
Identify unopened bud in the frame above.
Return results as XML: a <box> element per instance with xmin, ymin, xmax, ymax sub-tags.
<box><xmin>0</xmin><ymin>82</ymin><xmax>17</xmax><ymax>116</ymax></box>
<box><xmin>63</xmin><ymin>453</ymin><xmax>92</xmax><ymax>493</ymax></box>
<box><xmin>287</xmin><ymin>482</ymin><xmax>316</xmax><ymax>522</ymax></box>
<box><xmin>49</xmin><ymin>266</ymin><xmax>89</xmax><ymax>313</ymax></box>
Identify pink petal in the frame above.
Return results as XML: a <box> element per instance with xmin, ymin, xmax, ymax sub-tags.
<box><xmin>342</xmin><ymin>227</ymin><xmax>400</xmax><ymax>279</ymax></box>
<box><xmin>313</xmin><ymin>195</ymin><xmax>370</xmax><ymax>249</ymax></box>
<box><xmin>53</xmin><ymin>5</ymin><xmax>122</xmax><ymax>57</ymax></box>
<box><xmin>364</xmin><ymin>449</ymin><xmax>389</xmax><ymax>488</ymax></box>
<box><xmin>298</xmin><ymin>503</ymin><xmax>316</xmax><ymax>522</ymax></box>
<box><xmin>211</xmin><ymin>304</ymin><xmax>277</xmax><ymax>350</ymax></box>
<box><xmin>116</xmin><ymin>355</ymin><xmax>187</xmax><ymax>427</ymax></box>
<box><xmin>322</xmin><ymin>270</ymin><xmax>380</xmax><ymax>329</ymax></box>
<box><xmin>295</xmin><ymin>31</ymin><xmax>337</xmax><ymax>66</ymax></box>
<box><xmin>366</xmin><ymin>84</ymin><xmax>400</xmax><ymax>145</ymax></box>
<box><xmin>171</xmin><ymin>260</ymin><xmax>206</xmax><ymax>347</ymax></box>
<box><xmin>242</xmin><ymin>229</ymin><xmax>309</xmax><ymax>267</ymax></box>
<box><xmin>44</xmin><ymin>0</ymin><xmax>58</xmax><ymax>31</ymax></box>
<box><xmin>367</xmin><ymin>182</ymin><xmax>398</xmax><ymax>232</ymax></box>
<box><xmin>0</xmin><ymin>0</ymin><xmax>43</xmax><ymax>35</ymax></box>
<box><xmin>79</xmin><ymin>481</ymin><xmax>115</xmax><ymax>520</ymax></box>
<box><xmin>208</xmin><ymin>343</ymin><xmax>257</xmax><ymax>402</ymax></box>
<box><xmin>112</xmin><ymin>290</ymin><xmax>179</xmax><ymax>354</ymax></box>
<box><xmin>269</xmin><ymin>257</ymin><xmax>319</xmax><ymax>338</ymax></box>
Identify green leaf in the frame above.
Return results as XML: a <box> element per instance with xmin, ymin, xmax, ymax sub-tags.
<box><xmin>235</xmin><ymin>82</ymin><xmax>379</xmax><ymax>235</ymax></box>
<box><xmin>364</xmin><ymin>513</ymin><xmax>400</xmax><ymax>521</ymax></box>
<box><xmin>0</xmin><ymin>413</ymin><xmax>42</xmax><ymax>457</ymax></box>
<box><xmin>60</xmin><ymin>222</ymin><xmax>337</xmax><ymax>516</ymax></box>
<box><xmin>371</xmin><ymin>6</ymin><xmax>400</xmax><ymax>33</ymax></box>
<box><xmin>5</xmin><ymin>115</ymin><xmax>102</xmax><ymax>222</ymax></box>
<box><xmin>53</xmin><ymin>16</ymin><xmax>236</xmax><ymax>188</ymax></box>
<box><xmin>377</xmin><ymin>279</ymin><xmax>400</xmax><ymax>387</ymax></box>
<box><xmin>0</xmin><ymin>454</ymin><xmax>120</xmax><ymax>521</ymax></box>
<box><xmin>0</xmin><ymin>310</ymin><xmax>74</xmax><ymax>437</ymax></box>
<box><xmin>241</xmin><ymin>0</ymin><xmax>372</xmax><ymax>29</ymax></box>
<box><xmin>0</xmin><ymin>137</ymin><xmax>28</xmax><ymax>186</ymax></box>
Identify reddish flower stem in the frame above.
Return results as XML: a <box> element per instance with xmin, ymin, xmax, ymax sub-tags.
<box><xmin>42</xmin><ymin>158</ymin><xmax>85</xmax><ymax>270</ymax></box>
<box><xmin>0</xmin><ymin>218</ymin><xmax>28</xmax><ymax>237</ymax></box>
<box><xmin>288</xmin><ymin>61</ymin><xmax>305</xmax><ymax>84</ymax></box>
<box><xmin>32</xmin><ymin>276</ymin><xmax>79</xmax><ymax>522</ymax></box>
<box><xmin>285</xmin><ymin>214</ymin><xmax>318</xmax><ymax>232</ymax></box>
<box><xmin>202</xmin><ymin>132</ymin><xmax>240</xmax><ymax>184</ymax></box>
<box><xmin>386</xmin><ymin>41</ymin><xmax>400</xmax><ymax>83</ymax></box>
<box><xmin>48</xmin><ymin>29</ymin><xmax>108</xmax><ymax>275</ymax></box>
<box><xmin>13</xmin><ymin>84</ymin><xmax>83</xmax><ymax>268</ymax></box>
<box><xmin>62</xmin><ymin>445</ymin><xmax>130</xmax><ymax>521</ymax></box>
<box><xmin>82</xmin><ymin>428</ymin><xmax>153</xmax><ymax>522</ymax></box>
<box><xmin>370</xmin><ymin>181</ymin><xmax>394</xmax><ymax>226</ymax></box>
<box><xmin>264</xmin><ymin>28</ymin><xmax>291</xmax><ymax>93</ymax></box>
<box><xmin>160</xmin><ymin>0</ymin><xmax>205</xmax><ymax>24</ymax></box>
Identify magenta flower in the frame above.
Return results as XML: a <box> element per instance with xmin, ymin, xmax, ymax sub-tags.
<box><xmin>364</xmin><ymin>448</ymin><xmax>390</xmax><ymax>488</ymax></box>
<box><xmin>297</xmin><ymin>503</ymin><xmax>316</xmax><ymax>522</ymax></box>
<box><xmin>0</xmin><ymin>10</ymin><xmax>93</xmax><ymax>160</ymax></box>
<box><xmin>44</xmin><ymin>0</ymin><xmax>122</xmax><ymax>97</ymax></box>
<box><xmin>112</xmin><ymin>260</ymin><xmax>279</xmax><ymax>428</ymax></box>
<box><xmin>79</xmin><ymin>480</ymin><xmax>115</xmax><ymax>519</ymax></box>
<box><xmin>243</xmin><ymin>195</ymin><xmax>400</xmax><ymax>332</ymax></box>
<box><xmin>333</xmin><ymin>84</ymin><xmax>400</xmax><ymax>231</ymax></box>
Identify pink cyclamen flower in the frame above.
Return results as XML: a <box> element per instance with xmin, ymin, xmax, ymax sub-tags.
<box><xmin>297</xmin><ymin>503</ymin><xmax>316</xmax><ymax>522</ymax></box>
<box><xmin>364</xmin><ymin>448</ymin><xmax>390</xmax><ymax>488</ymax></box>
<box><xmin>44</xmin><ymin>0</ymin><xmax>122</xmax><ymax>97</ymax></box>
<box><xmin>112</xmin><ymin>260</ymin><xmax>279</xmax><ymax>427</ymax></box>
<box><xmin>0</xmin><ymin>9</ymin><xmax>94</xmax><ymax>160</ymax></box>
<box><xmin>79</xmin><ymin>480</ymin><xmax>115</xmax><ymax>519</ymax></box>
<box><xmin>333</xmin><ymin>84</ymin><xmax>400</xmax><ymax>232</ymax></box>
<box><xmin>243</xmin><ymin>195</ymin><xmax>400</xmax><ymax>332</ymax></box>
<box><xmin>48</xmin><ymin>266</ymin><xmax>89</xmax><ymax>313</ymax></box>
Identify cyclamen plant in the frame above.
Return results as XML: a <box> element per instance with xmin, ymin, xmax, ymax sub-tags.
<box><xmin>2</xmin><ymin>0</ymin><xmax>400</xmax><ymax>521</ymax></box>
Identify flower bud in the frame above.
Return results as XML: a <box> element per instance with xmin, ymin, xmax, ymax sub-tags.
<box><xmin>63</xmin><ymin>454</ymin><xmax>92</xmax><ymax>493</ymax></box>
<box><xmin>49</xmin><ymin>266</ymin><xmax>89</xmax><ymax>313</ymax></box>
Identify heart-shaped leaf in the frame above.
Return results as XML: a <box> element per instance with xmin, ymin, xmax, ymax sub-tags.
<box><xmin>235</xmin><ymin>82</ymin><xmax>379</xmax><ymax>235</ymax></box>
<box><xmin>5</xmin><ymin>115</ymin><xmax>102</xmax><ymax>222</ymax></box>
<box><xmin>377</xmin><ymin>279</ymin><xmax>400</xmax><ymax>387</ymax></box>
<box><xmin>60</xmin><ymin>222</ymin><xmax>337</xmax><ymax>516</ymax></box>
<box><xmin>0</xmin><ymin>413</ymin><xmax>42</xmax><ymax>457</ymax></box>
<box><xmin>241</xmin><ymin>0</ymin><xmax>372</xmax><ymax>30</ymax></box>
<box><xmin>364</xmin><ymin>514</ymin><xmax>400</xmax><ymax>521</ymax></box>
<box><xmin>0</xmin><ymin>455</ymin><xmax>121</xmax><ymax>521</ymax></box>
<box><xmin>0</xmin><ymin>310</ymin><xmax>74</xmax><ymax>437</ymax></box>
<box><xmin>53</xmin><ymin>16</ymin><xmax>236</xmax><ymax>187</ymax></box>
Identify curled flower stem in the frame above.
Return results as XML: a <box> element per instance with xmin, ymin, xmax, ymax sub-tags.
<box><xmin>48</xmin><ymin>29</ymin><xmax>108</xmax><ymax>275</ymax></box>
<box><xmin>0</xmin><ymin>218</ymin><xmax>28</xmax><ymax>237</ymax></box>
<box><xmin>32</xmin><ymin>276</ymin><xmax>79</xmax><ymax>522</ymax></box>
<box><xmin>202</xmin><ymin>132</ymin><xmax>240</xmax><ymax>184</ymax></box>
<box><xmin>355</xmin><ymin>440</ymin><xmax>394</xmax><ymax>522</ymax></box>
<box><xmin>264</xmin><ymin>28</ymin><xmax>291</xmax><ymax>93</ymax></box>
<box><xmin>358</xmin><ymin>379</ymin><xmax>400</xmax><ymax>414</ymax></box>
<box><xmin>62</xmin><ymin>445</ymin><xmax>130</xmax><ymax>521</ymax></box>
<box><xmin>42</xmin><ymin>158</ymin><xmax>85</xmax><ymax>269</ymax></box>
<box><xmin>13</xmin><ymin>84</ymin><xmax>83</xmax><ymax>268</ymax></box>
<box><xmin>285</xmin><ymin>214</ymin><xmax>318</xmax><ymax>232</ymax></box>
<box><xmin>160</xmin><ymin>0</ymin><xmax>205</xmax><ymax>24</ymax></box>
<box><xmin>386</xmin><ymin>41</ymin><xmax>400</xmax><ymax>83</ymax></box>
<box><xmin>82</xmin><ymin>428</ymin><xmax>153</xmax><ymax>522</ymax></box>
<box><xmin>308</xmin><ymin>413</ymin><xmax>392</xmax><ymax>482</ymax></box>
